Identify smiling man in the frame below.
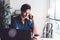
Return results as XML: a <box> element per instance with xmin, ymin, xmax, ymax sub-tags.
<box><xmin>11</xmin><ymin>4</ymin><xmax>38</xmax><ymax>40</ymax></box>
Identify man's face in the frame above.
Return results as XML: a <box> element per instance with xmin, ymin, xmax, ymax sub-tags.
<box><xmin>23</xmin><ymin>9</ymin><xmax>31</xmax><ymax>18</ymax></box>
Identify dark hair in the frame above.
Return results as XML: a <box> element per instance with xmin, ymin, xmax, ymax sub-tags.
<box><xmin>21</xmin><ymin>4</ymin><xmax>31</xmax><ymax>12</ymax></box>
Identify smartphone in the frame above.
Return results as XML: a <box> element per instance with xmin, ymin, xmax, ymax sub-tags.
<box><xmin>28</xmin><ymin>14</ymin><xmax>33</xmax><ymax>19</ymax></box>
<box><xmin>34</xmin><ymin>34</ymin><xmax>39</xmax><ymax>37</ymax></box>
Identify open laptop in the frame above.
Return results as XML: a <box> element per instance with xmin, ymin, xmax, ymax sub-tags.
<box><xmin>0</xmin><ymin>29</ymin><xmax>31</xmax><ymax>40</ymax></box>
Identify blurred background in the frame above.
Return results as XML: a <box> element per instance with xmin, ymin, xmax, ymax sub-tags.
<box><xmin>0</xmin><ymin>0</ymin><xmax>60</xmax><ymax>40</ymax></box>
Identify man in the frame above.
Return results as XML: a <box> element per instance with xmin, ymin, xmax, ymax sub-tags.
<box><xmin>11</xmin><ymin>4</ymin><xmax>38</xmax><ymax>40</ymax></box>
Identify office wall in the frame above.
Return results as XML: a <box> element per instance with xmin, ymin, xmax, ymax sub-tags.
<box><xmin>10</xmin><ymin>0</ymin><xmax>48</xmax><ymax>37</ymax></box>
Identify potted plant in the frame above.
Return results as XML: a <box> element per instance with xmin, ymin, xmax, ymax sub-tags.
<box><xmin>0</xmin><ymin>0</ymin><xmax>11</xmax><ymax>29</ymax></box>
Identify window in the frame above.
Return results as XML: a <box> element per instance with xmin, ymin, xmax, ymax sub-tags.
<box><xmin>49</xmin><ymin>0</ymin><xmax>60</xmax><ymax>35</ymax></box>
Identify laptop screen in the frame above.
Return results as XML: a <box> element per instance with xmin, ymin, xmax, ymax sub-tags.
<box><xmin>0</xmin><ymin>29</ymin><xmax>31</xmax><ymax>40</ymax></box>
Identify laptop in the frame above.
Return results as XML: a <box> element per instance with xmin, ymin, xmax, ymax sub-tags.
<box><xmin>0</xmin><ymin>29</ymin><xmax>31</xmax><ymax>40</ymax></box>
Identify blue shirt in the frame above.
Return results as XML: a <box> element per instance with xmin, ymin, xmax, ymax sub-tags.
<box><xmin>11</xmin><ymin>15</ymin><xmax>33</xmax><ymax>31</ymax></box>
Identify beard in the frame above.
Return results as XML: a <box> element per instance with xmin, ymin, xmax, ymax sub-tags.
<box><xmin>22</xmin><ymin>13</ymin><xmax>27</xmax><ymax>18</ymax></box>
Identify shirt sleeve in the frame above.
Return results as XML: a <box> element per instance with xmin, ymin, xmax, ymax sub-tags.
<box><xmin>28</xmin><ymin>19</ymin><xmax>33</xmax><ymax>31</ymax></box>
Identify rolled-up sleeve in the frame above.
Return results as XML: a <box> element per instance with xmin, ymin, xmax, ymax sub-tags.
<box><xmin>28</xmin><ymin>20</ymin><xmax>33</xmax><ymax>31</ymax></box>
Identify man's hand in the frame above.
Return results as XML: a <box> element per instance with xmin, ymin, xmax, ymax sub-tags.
<box><xmin>32</xmin><ymin>36</ymin><xmax>37</xmax><ymax>40</ymax></box>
